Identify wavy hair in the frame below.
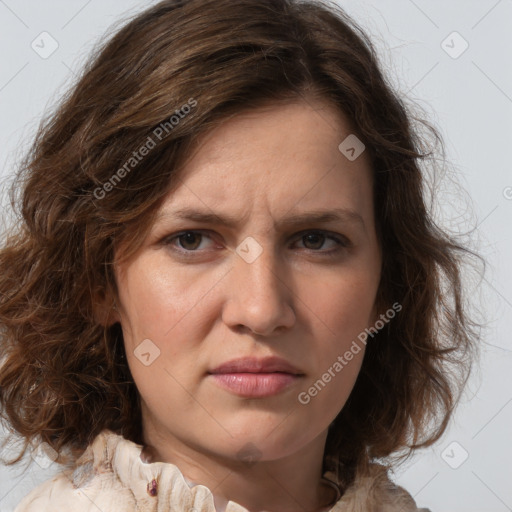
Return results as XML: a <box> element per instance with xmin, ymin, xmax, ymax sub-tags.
<box><xmin>0</xmin><ymin>0</ymin><xmax>481</xmax><ymax>487</ymax></box>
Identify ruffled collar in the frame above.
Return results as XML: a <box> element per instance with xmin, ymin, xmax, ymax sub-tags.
<box><xmin>67</xmin><ymin>429</ymin><xmax>413</xmax><ymax>512</ymax></box>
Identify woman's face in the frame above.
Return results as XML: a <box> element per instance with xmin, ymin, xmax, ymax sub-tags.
<box><xmin>113</xmin><ymin>99</ymin><xmax>382</xmax><ymax>463</ymax></box>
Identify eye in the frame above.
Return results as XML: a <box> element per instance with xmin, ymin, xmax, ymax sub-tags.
<box><xmin>292</xmin><ymin>230</ymin><xmax>350</xmax><ymax>254</ymax></box>
<box><xmin>161</xmin><ymin>229</ymin><xmax>350</xmax><ymax>257</ymax></box>
<box><xmin>167</xmin><ymin>230</ymin><xmax>215</xmax><ymax>252</ymax></box>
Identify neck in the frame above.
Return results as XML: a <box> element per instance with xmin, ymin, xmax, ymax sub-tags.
<box><xmin>141</xmin><ymin>420</ymin><xmax>339</xmax><ymax>512</ymax></box>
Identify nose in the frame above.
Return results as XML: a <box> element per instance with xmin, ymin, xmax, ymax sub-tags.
<box><xmin>221</xmin><ymin>243</ymin><xmax>296</xmax><ymax>337</ymax></box>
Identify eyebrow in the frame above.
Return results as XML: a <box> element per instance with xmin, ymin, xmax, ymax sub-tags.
<box><xmin>155</xmin><ymin>207</ymin><xmax>365</xmax><ymax>231</ymax></box>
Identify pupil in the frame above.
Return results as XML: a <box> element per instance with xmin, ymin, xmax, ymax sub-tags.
<box><xmin>305</xmin><ymin>233</ymin><xmax>323</xmax><ymax>249</ymax></box>
<box><xmin>181</xmin><ymin>232</ymin><xmax>200</xmax><ymax>250</ymax></box>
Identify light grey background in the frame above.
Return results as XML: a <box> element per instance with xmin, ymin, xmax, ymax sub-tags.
<box><xmin>0</xmin><ymin>1</ymin><xmax>511</xmax><ymax>511</ymax></box>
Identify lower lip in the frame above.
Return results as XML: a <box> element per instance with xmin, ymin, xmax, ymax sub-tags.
<box><xmin>209</xmin><ymin>372</ymin><xmax>300</xmax><ymax>398</ymax></box>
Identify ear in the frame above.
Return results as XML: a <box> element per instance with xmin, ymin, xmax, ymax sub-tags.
<box><xmin>92</xmin><ymin>287</ymin><xmax>121</xmax><ymax>327</ymax></box>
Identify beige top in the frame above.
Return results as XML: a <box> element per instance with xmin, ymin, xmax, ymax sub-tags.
<box><xmin>14</xmin><ymin>429</ymin><xmax>430</xmax><ymax>512</ymax></box>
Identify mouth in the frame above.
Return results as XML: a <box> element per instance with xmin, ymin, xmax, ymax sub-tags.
<box><xmin>208</xmin><ymin>356</ymin><xmax>304</xmax><ymax>398</ymax></box>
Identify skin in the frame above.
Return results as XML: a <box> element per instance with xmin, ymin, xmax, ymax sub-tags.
<box><xmin>109</xmin><ymin>98</ymin><xmax>382</xmax><ymax>512</ymax></box>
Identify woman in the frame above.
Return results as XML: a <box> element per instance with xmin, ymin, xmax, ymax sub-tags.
<box><xmin>0</xmin><ymin>0</ymin><xmax>480</xmax><ymax>510</ymax></box>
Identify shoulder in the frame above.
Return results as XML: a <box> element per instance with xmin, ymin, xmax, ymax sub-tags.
<box><xmin>13</xmin><ymin>473</ymin><xmax>139</xmax><ymax>512</ymax></box>
<box><xmin>13</xmin><ymin>430</ymin><xmax>139</xmax><ymax>512</ymax></box>
<box><xmin>12</xmin><ymin>428</ymin><xmax>229</xmax><ymax>512</ymax></box>
<box><xmin>13</xmin><ymin>471</ymin><xmax>96</xmax><ymax>512</ymax></box>
<box><xmin>331</xmin><ymin>462</ymin><xmax>432</xmax><ymax>512</ymax></box>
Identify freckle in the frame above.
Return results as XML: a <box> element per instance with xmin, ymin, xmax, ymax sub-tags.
<box><xmin>147</xmin><ymin>478</ymin><xmax>158</xmax><ymax>497</ymax></box>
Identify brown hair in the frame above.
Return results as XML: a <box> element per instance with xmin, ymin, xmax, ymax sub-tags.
<box><xmin>0</xmin><ymin>0</ymin><xmax>481</xmax><ymax>486</ymax></box>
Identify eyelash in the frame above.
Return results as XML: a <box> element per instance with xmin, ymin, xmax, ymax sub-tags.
<box><xmin>161</xmin><ymin>229</ymin><xmax>350</xmax><ymax>258</ymax></box>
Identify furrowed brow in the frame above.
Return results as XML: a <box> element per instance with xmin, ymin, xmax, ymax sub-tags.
<box><xmin>155</xmin><ymin>207</ymin><xmax>365</xmax><ymax>231</ymax></box>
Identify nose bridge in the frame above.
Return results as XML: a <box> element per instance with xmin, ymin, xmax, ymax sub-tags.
<box><xmin>237</xmin><ymin>239</ymin><xmax>280</xmax><ymax>297</ymax></box>
<box><xmin>224</xmin><ymin>238</ymin><xmax>295</xmax><ymax>335</ymax></box>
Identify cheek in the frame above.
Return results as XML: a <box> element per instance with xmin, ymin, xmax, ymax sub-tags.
<box><xmin>308</xmin><ymin>270</ymin><xmax>380</xmax><ymax>346</ymax></box>
<box><xmin>116</xmin><ymin>255</ymin><xmax>217</xmax><ymax>393</ymax></box>
<box><xmin>117</xmin><ymin>253</ymin><xmax>210</xmax><ymax>344</ymax></box>
<box><xmin>293</xmin><ymin>272</ymin><xmax>376</xmax><ymax>418</ymax></box>
<box><xmin>297</xmin><ymin>346</ymin><xmax>365</xmax><ymax>429</ymax></box>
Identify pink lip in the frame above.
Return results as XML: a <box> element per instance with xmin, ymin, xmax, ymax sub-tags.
<box><xmin>208</xmin><ymin>357</ymin><xmax>304</xmax><ymax>398</ymax></box>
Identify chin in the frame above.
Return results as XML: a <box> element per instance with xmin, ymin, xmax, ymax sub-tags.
<box><xmin>210</xmin><ymin>417</ymin><xmax>320</xmax><ymax>461</ymax></box>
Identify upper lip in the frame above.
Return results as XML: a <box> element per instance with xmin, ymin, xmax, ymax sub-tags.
<box><xmin>209</xmin><ymin>356</ymin><xmax>303</xmax><ymax>375</ymax></box>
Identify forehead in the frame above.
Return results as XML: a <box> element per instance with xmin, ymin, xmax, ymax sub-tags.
<box><xmin>157</xmin><ymin>99</ymin><xmax>374</xmax><ymax>227</ymax></box>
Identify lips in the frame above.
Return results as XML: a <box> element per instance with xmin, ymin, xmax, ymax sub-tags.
<box><xmin>208</xmin><ymin>356</ymin><xmax>304</xmax><ymax>398</ymax></box>
<box><xmin>209</xmin><ymin>356</ymin><xmax>303</xmax><ymax>375</ymax></box>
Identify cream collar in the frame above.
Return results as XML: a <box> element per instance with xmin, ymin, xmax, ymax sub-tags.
<box><xmin>66</xmin><ymin>429</ymin><xmax>422</xmax><ymax>512</ymax></box>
